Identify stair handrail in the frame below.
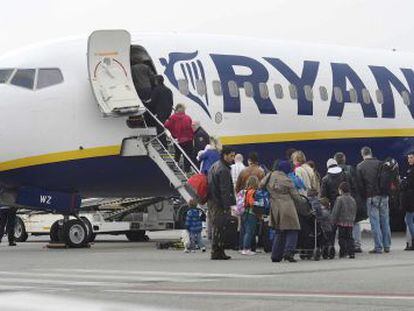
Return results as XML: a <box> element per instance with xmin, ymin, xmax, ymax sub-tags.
<box><xmin>144</xmin><ymin>109</ymin><xmax>201</xmax><ymax>175</ymax></box>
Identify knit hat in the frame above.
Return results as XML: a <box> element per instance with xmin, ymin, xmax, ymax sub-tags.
<box><xmin>278</xmin><ymin>160</ymin><xmax>292</xmax><ymax>175</ymax></box>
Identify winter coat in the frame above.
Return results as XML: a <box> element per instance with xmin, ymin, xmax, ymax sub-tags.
<box><xmin>185</xmin><ymin>208</ymin><xmax>203</xmax><ymax>233</ymax></box>
<box><xmin>164</xmin><ymin>112</ymin><xmax>194</xmax><ymax>144</ymax></box>
<box><xmin>260</xmin><ymin>171</ymin><xmax>301</xmax><ymax>231</ymax></box>
<box><xmin>400</xmin><ymin>164</ymin><xmax>414</xmax><ymax>212</ymax></box>
<box><xmin>321</xmin><ymin>168</ymin><xmax>349</xmax><ymax>208</ymax></box>
<box><xmin>193</xmin><ymin>127</ymin><xmax>210</xmax><ymax>155</ymax></box>
<box><xmin>294</xmin><ymin>163</ymin><xmax>320</xmax><ymax>194</ymax></box>
<box><xmin>356</xmin><ymin>157</ymin><xmax>382</xmax><ymax>198</ymax></box>
<box><xmin>235</xmin><ymin>164</ymin><xmax>265</xmax><ymax>193</ymax></box>
<box><xmin>198</xmin><ymin>148</ymin><xmax>220</xmax><ymax>175</ymax></box>
<box><xmin>207</xmin><ymin>159</ymin><xmax>236</xmax><ymax>211</ymax></box>
<box><xmin>131</xmin><ymin>63</ymin><xmax>154</xmax><ymax>90</ymax></box>
<box><xmin>331</xmin><ymin>193</ymin><xmax>357</xmax><ymax>227</ymax></box>
<box><xmin>148</xmin><ymin>84</ymin><xmax>173</xmax><ymax>122</ymax></box>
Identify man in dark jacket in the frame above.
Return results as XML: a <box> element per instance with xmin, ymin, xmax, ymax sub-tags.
<box><xmin>335</xmin><ymin>152</ymin><xmax>364</xmax><ymax>253</ymax></box>
<box><xmin>131</xmin><ymin>57</ymin><xmax>155</xmax><ymax>104</ymax></box>
<box><xmin>357</xmin><ymin>146</ymin><xmax>391</xmax><ymax>254</ymax></box>
<box><xmin>401</xmin><ymin>151</ymin><xmax>414</xmax><ymax>250</ymax></box>
<box><xmin>0</xmin><ymin>206</ymin><xmax>17</xmax><ymax>246</ymax></box>
<box><xmin>207</xmin><ymin>146</ymin><xmax>236</xmax><ymax>260</ymax></box>
<box><xmin>192</xmin><ymin>121</ymin><xmax>209</xmax><ymax>161</ymax></box>
<box><xmin>148</xmin><ymin>75</ymin><xmax>173</xmax><ymax>147</ymax></box>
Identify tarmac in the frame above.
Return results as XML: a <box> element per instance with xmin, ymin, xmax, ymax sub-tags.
<box><xmin>0</xmin><ymin>231</ymin><xmax>413</xmax><ymax>311</ymax></box>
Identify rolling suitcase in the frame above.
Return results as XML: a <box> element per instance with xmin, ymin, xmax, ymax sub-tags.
<box><xmin>223</xmin><ymin>216</ymin><xmax>239</xmax><ymax>250</ymax></box>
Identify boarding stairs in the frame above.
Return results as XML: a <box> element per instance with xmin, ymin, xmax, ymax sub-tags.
<box><xmin>121</xmin><ymin>109</ymin><xmax>200</xmax><ymax>204</ymax></box>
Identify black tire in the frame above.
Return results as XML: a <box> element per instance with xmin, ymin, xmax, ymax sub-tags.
<box><xmin>125</xmin><ymin>230</ymin><xmax>146</xmax><ymax>242</ymax></box>
<box><xmin>80</xmin><ymin>217</ymin><xmax>94</xmax><ymax>243</ymax></box>
<box><xmin>62</xmin><ymin>219</ymin><xmax>88</xmax><ymax>248</ymax></box>
<box><xmin>14</xmin><ymin>216</ymin><xmax>28</xmax><ymax>242</ymax></box>
<box><xmin>50</xmin><ymin>220</ymin><xmax>64</xmax><ymax>243</ymax></box>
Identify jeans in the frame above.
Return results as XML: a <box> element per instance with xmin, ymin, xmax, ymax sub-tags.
<box><xmin>271</xmin><ymin>230</ymin><xmax>298</xmax><ymax>261</ymax></box>
<box><xmin>367</xmin><ymin>196</ymin><xmax>391</xmax><ymax>251</ymax></box>
<box><xmin>353</xmin><ymin>222</ymin><xmax>362</xmax><ymax>249</ymax></box>
<box><xmin>405</xmin><ymin>212</ymin><xmax>414</xmax><ymax>238</ymax></box>
<box><xmin>242</xmin><ymin>213</ymin><xmax>257</xmax><ymax>250</ymax></box>
<box><xmin>187</xmin><ymin>231</ymin><xmax>204</xmax><ymax>250</ymax></box>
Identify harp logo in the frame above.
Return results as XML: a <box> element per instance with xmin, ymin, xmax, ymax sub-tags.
<box><xmin>159</xmin><ymin>51</ymin><xmax>211</xmax><ymax>118</ymax></box>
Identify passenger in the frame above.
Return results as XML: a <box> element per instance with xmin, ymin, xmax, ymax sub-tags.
<box><xmin>285</xmin><ymin>148</ymin><xmax>297</xmax><ymax>162</ymax></box>
<box><xmin>235</xmin><ymin>152</ymin><xmax>265</xmax><ymax>193</ymax></box>
<box><xmin>184</xmin><ymin>200</ymin><xmax>206</xmax><ymax>253</ymax></box>
<box><xmin>306</xmin><ymin>160</ymin><xmax>321</xmax><ymax>194</ymax></box>
<box><xmin>231</xmin><ymin>154</ymin><xmax>246</xmax><ymax>187</ymax></box>
<box><xmin>240</xmin><ymin>176</ymin><xmax>260</xmax><ymax>256</ymax></box>
<box><xmin>207</xmin><ymin>146</ymin><xmax>236</xmax><ymax>260</ymax></box>
<box><xmin>291</xmin><ymin>151</ymin><xmax>319</xmax><ymax>195</ymax></box>
<box><xmin>164</xmin><ymin>104</ymin><xmax>194</xmax><ymax>173</ymax></box>
<box><xmin>334</xmin><ymin>152</ymin><xmax>364</xmax><ymax>253</ymax></box>
<box><xmin>356</xmin><ymin>146</ymin><xmax>392</xmax><ymax>254</ymax></box>
<box><xmin>131</xmin><ymin>56</ymin><xmax>155</xmax><ymax>104</ymax></box>
<box><xmin>331</xmin><ymin>182</ymin><xmax>357</xmax><ymax>259</ymax></box>
<box><xmin>261</xmin><ymin>160</ymin><xmax>301</xmax><ymax>263</ymax></box>
<box><xmin>197</xmin><ymin>137</ymin><xmax>221</xmax><ymax>175</ymax></box>
<box><xmin>148</xmin><ymin>75</ymin><xmax>173</xmax><ymax>148</ymax></box>
<box><xmin>400</xmin><ymin>151</ymin><xmax>414</xmax><ymax>251</ymax></box>
<box><xmin>0</xmin><ymin>206</ymin><xmax>17</xmax><ymax>246</ymax></box>
<box><xmin>192</xmin><ymin>121</ymin><xmax>210</xmax><ymax>160</ymax></box>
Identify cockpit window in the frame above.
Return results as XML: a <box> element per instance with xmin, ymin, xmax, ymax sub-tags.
<box><xmin>0</xmin><ymin>69</ymin><xmax>13</xmax><ymax>83</ymax></box>
<box><xmin>37</xmin><ymin>68</ymin><xmax>64</xmax><ymax>89</ymax></box>
<box><xmin>10</xmin><ymin>69</ymin><xmax>36</xmax><ymax>89</ymax></box>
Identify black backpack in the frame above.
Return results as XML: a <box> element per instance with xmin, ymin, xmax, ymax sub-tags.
<box><xmin>377</xmin><ymin>158</ymin><xmax>399</xmax><ymax>196</ymax></box>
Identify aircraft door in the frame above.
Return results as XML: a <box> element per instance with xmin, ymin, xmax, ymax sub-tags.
<box><xmin>87</xmin><ymin>30</ymin><xmax>145</xmax><ymax>117</ymax></box>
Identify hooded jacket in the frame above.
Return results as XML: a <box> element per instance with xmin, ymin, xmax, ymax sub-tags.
<box><xmin>321</xmin><ymin>166</ymin><xmax>349</xmax><ymax>207</ymax></box>
<box><xmin>164</xmin><ymin>112</ymin><xmax>194</xmax><ymax>144</ymax></box>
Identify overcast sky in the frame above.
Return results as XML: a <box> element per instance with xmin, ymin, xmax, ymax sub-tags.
<box><xmin>0</xmin><ymin>0</ymin><xmax>413</xmax><ymax>55</ymax></box>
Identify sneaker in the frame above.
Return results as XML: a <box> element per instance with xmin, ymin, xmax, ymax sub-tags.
<box><xmin>241</xmin><ymin>250</ymin><xmax>256</xmax><ymax>256</ymax></box>
<box><xmin>349</xmin><ymin>254</ymin><xmax>355</xmax><ymax>259</ymax></box>
<box><xmin>201</xmin><ymin>247</ymin><xmax>206</xmax><ymax>252</ymax></box>
<box><xmin>384</xmin><ymin>248</ymin><xmax>390</xmax><ymax>253</ymax></box>
<box><xmin>368</xmin><ymin>249</ymin><xmax>382</xmax><ymax>254</ymax></box>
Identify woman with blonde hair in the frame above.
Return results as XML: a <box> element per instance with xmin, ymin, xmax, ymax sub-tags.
<box><xmin>291</xmin><ymin>150</ymin><xmax>319</xmax><ymax>195</ymax></box>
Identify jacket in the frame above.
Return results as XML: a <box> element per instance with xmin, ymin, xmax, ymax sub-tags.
<box><xmin>148</xmin><ymin>84</ymin><xmax>173</xmax><ymax>122</ymax></box>
<box><xmin>193</xmin><ymin>127</ymin><xmax>210</xmax><ymax>155</ymax></box>
<box><xmin>131</xmin><ymin>63</ymin><xmax>154</xmax><ymax>90</ymax></box>
<box><xmin>400</xmin><ymin>164</ymin><xmax>414</xmax><ymax>212</ymax></box>
<box><xmin>164</xmin><ymin>112</ymin><xmax>194</xmax><ymax>143</ymax></box>
<box><xmin>356</xmin><ymin>157</ymin><xmax>382</xmax><ymax>198</ymax></box>
<box><xmin>235</xmin><ymin>164</ymin><xmax>265</xmax><ymax>193</ymax></box>
<box><xmin>207</xmin><ymin>159</ymin><xmax>236</xmax><ymax>211</ymax></box>
<box><xmin>331</xmin><ymin>193</ymin><xmax>357</xmax><ymax>227</ymax></box>
<box><xmin>294</xmin><ymin>163</ymin><xmax>320</xmax><ymax>194</ymax></box>
<box><xmin>321</xmin><ymin>168</ymin><xmax>348</xmax><ymax>208</ymax></box>
<box><xmin>198</xmin><ymin>148</ymin><xmax>220</xmax><ymax>174</ymax></box>
<box><xmin>260</xmin><ymin>171</ymin><xmax>301</xmax><ymax>230</ymax></box>
<box><xmin>185</xmin><ymin>208</ymin><xmax>203</xmax><ymax>233</ymax></box>
<box><xmin>231</xmin><ymin>162</ymin><xmax>246</xmax><ymax>186</ymax></box>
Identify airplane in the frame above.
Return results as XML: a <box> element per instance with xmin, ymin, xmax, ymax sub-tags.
<box><xmin>0</xmin><ymin>30</ymin><xmax>412</xmax><ymax>246</ymax></box>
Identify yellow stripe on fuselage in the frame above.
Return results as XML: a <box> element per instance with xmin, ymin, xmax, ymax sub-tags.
<box><xmin>0</xmin><ymin>128</ymin><xmax>413</xmax><ymax>172</ymax></box>
<box><xmin>0</xmin><ymin>145</ymin><xmax>121</xmax><ymax>171</ymax></box>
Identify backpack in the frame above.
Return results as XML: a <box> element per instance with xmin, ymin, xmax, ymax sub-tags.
<box><xmin>186</xmin><ymin>173</ymin><xmax>208</xmax><ymax>204</ymax></box>
<box><xmin>377</xmin><ymin>158</ymin><xmax>399</xmax><ymax>196</ymax></box>
<box><xmin>254</xmin><ymin>189</ymin><xmax>271</xmax><ymax>215</ymax></box>
<box><xmin>234</xmin><ymin>190</ymin><xmax>247</xmax><ymax>216</ymax></box>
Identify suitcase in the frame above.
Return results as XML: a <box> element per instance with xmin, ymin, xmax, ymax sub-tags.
<box><xmin>186</xmin><ymin>174</ymin><xmax>208</xmax><ymax>204</ymax></box>
<box><xmin>223</xmin><ymin>216</ymin><xmax>239</xmax><ymax>250</ymax></box>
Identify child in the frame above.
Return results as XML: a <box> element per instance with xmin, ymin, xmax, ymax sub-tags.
<box><xmin>184</xmin><ymin>200</ymin><xmax>206</xmax><ymax>253</ymax></box>
<box><xmin>331</xmin><ymin>182</ymin><xmax>357</xmax><ymax>259</ymax></box>
<box><xmin>240</xmin><ymin>175</ymin><xmax>260</xmax><ymax>256</ymax></box>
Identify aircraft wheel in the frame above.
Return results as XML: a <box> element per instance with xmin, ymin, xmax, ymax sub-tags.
<box><xmin>14</xmin><ymin>216</ymin><xmax>28</xmax><ymax>242</ymax></box>
<box><xmin>62</xmin><ymin>219</ymin><xmax>88</xmax><ymax>248</ymax></box>
<box><xmin>125</xmin><ymin>230</ymin><xmax>147</xmax><ymax>242</ymax></box>
<box><xmin>80</xmin><ymin>217</ymin><xmax>94</xmax><ymax>243</ymax></box>
<box><xmin>50</xmin><ymin>220</ymin><xmax>64</xmax><ymax>243</ymax></box>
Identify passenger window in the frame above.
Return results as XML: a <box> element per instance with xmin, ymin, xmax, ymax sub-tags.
<box><xmin>304</xmin><ymin>85</ymin><xmax>313</xmax><ymax>101</ymax></box>
<box><xmin>10</xmin><ymin>69</ymin><xmax>35</xmax><ymax>89</ymax></box>
<box><xmin>37</xmin><ymin>68</ymin><xmax>63</xmax><ymax>89</ymax></box>
<box><xmin>274</xmin><ymin>84</ymin><xmax>284</xmax><ymax>99</ymax></box>
<box><xmin>259</xmin><ymin>83</ymin><xmax>269</xmax><ymax>99</ymax></box>
<box><xmin>362</xmin><ymin>89</ymin><xmax>371</xmax><ymax>104</ymax></box>
<box><xmin>212</xmin><ymin>80</ymin><xmax>222</xmax><ymax>96</ymax></box>
<box><xmin>289</xmin><ymin>84</ymin><xmax>298</xmax><ymax>100</ymax></box>
<box><xmin>334</xmin><ymin>87</ymin><xmax>343</xmax><ymax>102</ymax></box>
<box><xmin>0</xmin><ymin>69</ymin><xmax>13</xmax><ymax>83</ymax></box>
<box><xmin>401</xmin><ymin>91</ymin><xmax>411</xmax><ymax>106</ymax></box>
<box><xmin>228</xmin><ymin>81</ymin><xmax>239</xmax><ymax>98</ymax></box>
<box><xmin>244</xmin><ymin>82</ymin><xmax>254</xmax><ymax>98</ymax></box>
<box><xmin>349</xmin><ymin>89</ymin><xmax>357</xmax><ymax>103</ymax></box>
<box><xmin>319</xmin><ymin>86</ymin><xmax>328</xmax><ymax>101</ymax></box>
<box><xmin>196</xmin><ymin>80</ymin><xmax>206</xmax><ymax>96</ymax></box>
<box><xmin>178</xmin><ymin>79</ymin><xmax>189</xmax><ymax>96</ymax></box>
<box><xmin>376</xmin><ymin>89</ymin><xmax>384</xmax><ymax>105</ymax></box>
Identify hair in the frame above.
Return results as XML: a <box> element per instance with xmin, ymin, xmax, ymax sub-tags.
<box><xmin>339</xmin><ymin>181</ymin><xmax>350</xmax><ymax>194</ymax></box>
<box><xmin>361</xmin><ymin>146</ymin><xmax>372</xmax><ymax>157</ymax></box>
<box><xmin>285</xmin><ymin>148</ymin><xmax>297</xmax><ymax>161</ymax></box>
<box><xmin>334</xmin><ymin>152</ymin><xmax>346</xmax><ymax>165</ymax></box>
<box><xmin>320</xmin><ymin>197</ymin><xmax>330</xmax><ymax>208</ymax></box>
<box><xmin>245</xmin><ymin>175</ymin><xmax>259</xmax><ymax>190</ymax></box>
<box><xmin>235</xmin><ymin>154</ymin><xmax>244</xmax><ymax>162</ymax></box>
<box><xmin>407</xmin><ymin>151</ymin><xmax>414</xmax><ymax>156</ymax></box>
<box><xmin>175</xmin><ymin>103</ymin><xmax>186</xmax><ymax>112</ymax></box>
<box><xmin>221</xmin><ymin>145</ymin><xmax>235</xmax><ymax>158</ymax></box>
<box><xmin>248</xmin><ymin>152</ymin><xmax>259</xmax><ymax>164</ymax></box>
<box><xmin>209</xmin><ymin>136</ymin><xmax>222</xmax><ymax>151</ymax></box>
<box><xmin>307</xmin><ymin>188</ymin><xmax>318</xmax><ymax>197</ymax></box>
<box><xmin>306</xmin><ymin>160</ymin><xmax>316</xmax><ymax>170</ymax></box>
<box><xmin>292</xmin><ymin>150</ymin><xmax>307</xmax><ymax>165</ymax></box>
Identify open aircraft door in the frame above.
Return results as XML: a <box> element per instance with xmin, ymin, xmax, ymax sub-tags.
<box><xmin>87</xmin><ymin>30</ymin><xmax>145</xmax><ymax>117</ymax></box>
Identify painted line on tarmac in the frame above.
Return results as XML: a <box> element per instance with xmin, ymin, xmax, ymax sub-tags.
<box><xmin>0</xmin><ymin>277</ymin><xmax>133</xmax><ymax>288</ymax></box>
<box><xmin>104</xmin><ymin>288</ymin><xmax>414</xmax><ymax>301</ymax></box>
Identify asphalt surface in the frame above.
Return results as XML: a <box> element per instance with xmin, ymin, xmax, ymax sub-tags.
<box><xmin>0</xmin><ymin>231</ymin><xmax>413</xmax><ymax>310</ymax></box>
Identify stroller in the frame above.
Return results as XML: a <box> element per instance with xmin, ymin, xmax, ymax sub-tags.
<box><xmin>296</xmin><ymin>195</ymin><xmax>333</xmax><ymax>261</ymax></box>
